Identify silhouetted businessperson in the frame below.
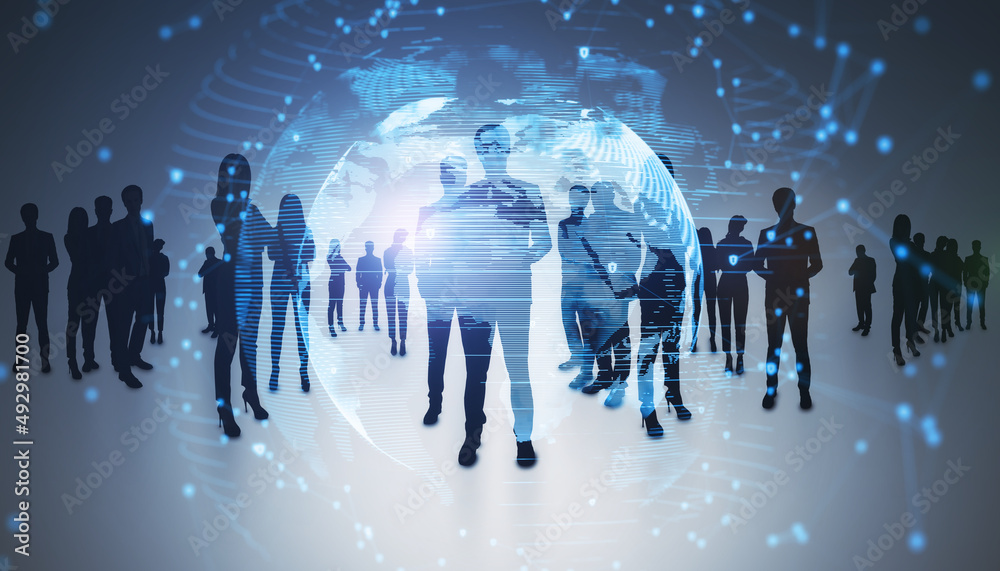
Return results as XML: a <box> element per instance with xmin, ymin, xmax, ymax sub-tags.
<box><xmin>753</xmin><ymin>188</ymin><xmax>822</xmax><ymax>410</ymax></box>
<box><xmin>356</xmin><ymin>241</ymin><xmax>383</xmax><ymax>331</ymax></box>
<box><xmin>716</xmin><ymin>215</ymin><xmax>753</xmax><ymax>375</ymax></box>
<box><xmin>149</xmin><ymin>238</ymin><xmax>169</xmax><ymax>345</ymax></box>
<box><xmin>64</xmin><ymin>207</ymin><xmax>90</xmax><ymax>379</ymax></box>
<box><xmin>848</xmin><ymin>244</ymin><xmax>876</xmax><ymax>336</ymax></box>
<box><xmin>268</xmin><ymin>193</ymin><xmax>315</xmax><ymax>393</ymax></box>
<box><xmin>5</xmin><ymin>203</ymin><xmax>58</xmax><ymax>373</ymax></box>
<box><xmin>928</xmin><ymin>236</ymin><xmax>951</xmax><ymax>342</ymax></box>
<box><xmin>212</xmin><ymin>153</ymin><xmax>270</xmax><ymax>438</ymax></box>
<box><xmin>888</xmin><ymin>214</ymin><xmax>920</xmax><ymax>366</ymax></box>
<box><xmin>197</xmin><ymin>247</ymin><xmax>222</xmax><ymax>335</ymax></box>
<box><xmin>383</xmin><ymin>228</ymin><xmax>413</xmax><ymax>357</ymax></box>
<box><xmin>691</xmin><ymin>226</ymin><xmax>719</xmax><ymax>353</ymax></box>
<box><xmin>416</xmin><ymin>155</ymin><xmax>494</xmax><ymax>435</ymax></box>
<box><xmin>912</xmin><ymin>233</ymin><xmax>932</xmax><ymax>335</ymax></box>
<box><xmin>107</xmin><ymin>185</ymin><xmax>155</xmax><ymax>387</ymax></box>
<box><xmin>81</xmin><ymin>195</ymin><xmax>114</xmax><ymax>372</ymax></box>
<box><xmin>945</xmin><ymin>238</ymin><xmax>964</xmax><ymax>332</ymax></box>
<box><xmin>326</xmin><ymin>239</ymin><xmax>351</xmax><ymax>337</ymax></box>
<box><xmin>964</xmin><ymin>240</ymin><xmax>989</xmax><ymax>330</ymax></box>
<box><xmin>558</xmin><ymin>184</ymin><xmax>592</xmax><ymax>371</ymax></box>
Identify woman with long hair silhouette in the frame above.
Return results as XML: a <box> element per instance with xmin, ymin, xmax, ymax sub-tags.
<box><xmin>889</xmin><ymin>214</ymin><xmax>920</xmax><ymax>366</ymax></box>
<box><xmin>64</xmin><ymin>207</ymin><xmax>90</xmax><ymax>380</ymax></box>
<box><xmin>268</xmin><ymin>193</ymin><xmax>315</xmax><ymax>392</ymax></box>
<box><xmin>716</xmin><ymin>215</ymin><xmax>754</xmax><ymax>375</ymax></box>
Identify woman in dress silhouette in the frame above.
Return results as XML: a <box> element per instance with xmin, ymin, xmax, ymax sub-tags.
<box><xmin>64</xmin><ymin>207</ymin><xmax>89</xmax><ymax>380</ymax></box>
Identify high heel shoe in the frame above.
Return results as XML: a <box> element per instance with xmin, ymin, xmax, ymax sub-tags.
<box><xmin>242</xmin><ymin>389</ymin><xmax>269</xmax><ymax>420</ymax></box>
<box><xmin>217</xmin><ymin>404</ymin><xmax>241</xmax><ymax>438</ymax></box>
<box><xmin>735</xmin><ymin>355</ymin><xmax>745</xmax><ymax>376</ymax></box>
<box><xmin>667</xmin><ymin>393</ymin><xmax>692</xmax><ymax>421</ymax></box>
<box><xmin>300</xmin><ymin>364</ymin><xmax>310</xmax><ymax>393</ymax></box>
<box><xmin>893</xmin><ymin>350</ymin><xmax>905</xmax><ymax>367</ymax></box>
<box><xmin>390</xmin><ymin>338</ymin><xmax>397</xmax><ymax>356</ymax></box>
<box><xmin>69</xmin><ymin>359</ymin><xmax>82</xmax><ymax>381</ymax></box>
<box><xmin>150</xmin><ymin>329</ymin><xmax>155</xmax><ymax>345</ymax></box>
<box><xmin>906</xmin><ymin>339</ymin><xmax>920</xmax><ymax>357</ymax></box>
<box><xmin>724</xmin><ymin>354</ymin><xmax>733</xmax><ymax>375</ymax></box>
<box><xmin>641</xmin><ymin>410</ymin><xmax>664</xmax><ymax>437</ymax></box>
<box><xmin>269</xmin><ymin>368</ymin><xmax>279</xmax><ymax>391</ymax></box>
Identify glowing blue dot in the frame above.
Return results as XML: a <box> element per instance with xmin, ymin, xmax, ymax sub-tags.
<box><xmin>380</xmin><ymin>29</ymin><xmax>388</xmax><ymax>38</ymax></box>
<box><xmin>713</xmin><ymin>58</ymin><xmax>721</xmax><ymax>69</ymax></box>
<box><xmin>723</xmin><ymin>431</ymin><xmax>731</xmax><ymax>440</ymax></box>
<box><xmin>223</xmin><ymin>253</ymin><xmax>231</xmax><ymax>262</ymax></box>
<box><xmin>877</xmin><ymin>135</ymin><xmax>894</xmax><ymax>154</ymax></box>
<box><xmin>751</xmin><ymin>131</ymin><xmax>760</xmax><ymax>142</ymax></box>
<box><xmin>369</xmin><ymin>16</ymin><xmax>377</xmax><ymax>26</ymax></box>
<box><xmin>815</xmin><ymin>130</ymin><xmax>828</xmax><ymax>142</ymax></box>
<box><xmin>335</xmin><ymin>17</ymin><xmax>344</xmax><ymax>27</ymax></box>
<box><xmin>292</xmin><ymin>133</ymin><xmax>300</xmax><ymax>142</ymax></box>
<box><xmin>312</xmin><ymin>62</ymin><xmax>322</xmax><ymax>72</ymax></box>
<box><xmin>766</xmin><ymin>363</ymin><xmax>778</xmax><ymax>375</ymax></box>
<box><xmin>188</xmin><ymin>300</ymin><xmax>198</xmax><ymax>311</ymax></box>
<box><xmin>694</xmin><ymin>36</ymin><xmax>703</xmax><ymax>47</ymax></box>
<box><xmin>579</xmin><ymin>47</ymin><xmax>589</xmax><ymax>59</ymax></box>
<box><xmin>826</xmin><ymin>121</ymin><xmax>839</xmax><ymax>134</ymax></box>
<box><xmin>716</xmin><ymin>87</ymin><xmax>725</xmax><ymax>97</ymax></box>
<box><xmin>665</xmin><ymin>4</ymin><xmax>674</xmax><ymax>14</ymax></box>
<box><xmin>84</xmin><ymin>387</ymin><xmax>99</xmax><ymax>403</ymax></box>
<box><xmin>183</xmin><ymin>484</ymin><xmax>196</xmax><ymax>498</ymax></box>
<box><xmin>189</xmin><ymin>15</ymin><xmax>202</xmax><ymax>29</ymax></box>
<box><xmin>908</xmin><ymin>531</ymin><xmax>926</xmax><ymax>553</ymax></box>
<box><xmin>804</xmin><ymin>230</ymin><xmax>812</xmax><ymax>239</ymax></box>
<box><xmin>771</xmin><ymin>129</ymin><xmax>781</xmax><ymax>140</ymax></box>
<box><xmin>141</xmin><ymin>210</ymin><xmax>154</xmax><ymax>222</ymax></box>
<box><xmin>814</xmin><ymin>36</ymin><xmax>826</xmax><ymax>50</ymax></box>
<box><xmin>646</xmin><ymin>18</ymin><xmax>654</xmax><ymax>28</ymax></box>
<box><xmin>796</xmin><ymin>287</ymin><xmax>805</xmax><ymax>297</ymax></box>
<box><xmin>342</xmin><ymin>25</ymin><xmax>351</xmax><ymax>33</ymax></box>
<box><xmin>97</xmin><ymin>147</ymin><xmax>112</xmax><ymax>162</ymax></box>
<box><xmin>170</xmin><ymin>168</ymin><xmax>184</xmax><ymax>184</ymax></box>
<box><xmin>159</xmin><ymin>25</ymin><xmax>172</xmax><ymax>40</ymax></box>
<box><xmin>33</xmin><ymin>11</ymin><xmax>51</xmax><ymax>28</ymax></box>
<box><xmin>855</xmin><ymin>439</ymin><xmax>868</xmax><ymax>454</ymax></box>
<box><xmin>756</xmin><ymin>163</ymin><xmax>764</xmax><ymax>173</ymax></box>
<box><xmin>766</xmin><ymin>230</ymin><xmax>776</xmax><ymax>241</ymax></box>
<box><xmin>837</xmin><ymin>199</ymin><xmax>850</xmax><ymax>213</ymax></box>
<box><xmin>689</xmin><ymin>47</ymin><xmax>699</xmax><ymax>57</ymax></box>
<box><xmin>932</xmin><ymin>353</ymin><xmax>946</xmax><ymax>368</ymax></box>
<box><xmin>724</xmin><ymin>159</ymin><xmax>732</xmax><ymax>168</ymax></box>
<box><xmin>284</xmin><ymin>95</ymin><xmax>293</xmax><ymax>105</ymax></box>
<box><xmin>731</xmin><ymin>123</ymin><xmax>742</xmax><ymax>135</ymax></box>
<box><xmin>819</xmin><ymin>105</ymin><xmax>832</xmax><ymax>119</ymax></box>
<box><xmin>896</xmin><ymin>403</ymin><xmax>913</xmax><ymax>422</ymax></box>
<box><xmin>792</xmin><ymin>523</ymin><xmax>809</xmax><ymax>544</ymax></box>
<box><xmin>913</xmin><ymin>16</ymin><xmax>930</xmax><ymax>35</ymax></box>
<box><xmin>744</xmin><ymin>161</ymin><xmax>753</xmax><ymax>171</ymax></box>
<box><xmin>307</xmin><ymin>54</ymin><xmax>316</xmax><ymax>63</ymax></box>
<box><xmin>903</xmin><ymin>364</ymin><xmax>917</xmax><ymax>377</ymax></box>
<box><xmin>836</xmin><ymin>42</ymin><xmax>850</xmax><ymax>58</ymax></box>
<box><xmin>0</xmin><ymin>366</ymin><xmax>7</xmax><ymax>383</ymax></box>
<box><xmin>173</xmin><ymin>297</ymin><xmax>183</xmax><ymax>308</ymax></box>
<box><xmin>732</xmin><ymin>77</ymin><xmax>741</xmax><ymax>87</ymax></box>
<box><xmin>775</xmin><ymin>308</ymin><xmax>783</xmax><ymax>316</ymax></box>
<box><xmin>182</xmin><ymin>339</ymin><xmax>192</xmax><ymax>350</ymax></box>
<box><xmin>870</xmin><ymin>59</ymin><xmax>886</xmax><ymax>76</ymax></box>
<box><xmin>895</xmin><ymin>245</ymin><xmax>908</xmax><ymax>259</ymax></box>
<box><xmin>742</xmin><ymin>10</ymin><xmax>754</xmax><ymax>23</ymax></box>
<box><xmin>788</xmin><ymin>23</ymin><xmax>800</xmax><ymax>37</ymax></box>
<box><xmin>785</xmin><ymin>237</ymin><xmax>793</xmax><ymax>246</ymax></box>
<box><xmin>972</xmin><ymin>69</ymin><xmax>992</xmax><ymax>92</ymax></box>
<box><xmin>692</xmin><ymin>4</ymin><xmax>704</xmax><ymax>18</ymax></box>
<box><xmin>766</xmin><ymin>534</ymin><xmax>779</xmax><ymax>548</ymax></box>
<box><xmin>436</xmin><ymin>6</ymin><xmax>445</xmax><ymax>15</ymax></box>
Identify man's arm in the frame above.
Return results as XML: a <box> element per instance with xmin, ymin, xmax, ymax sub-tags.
<box><xmin>752</xmin><ymin>229</ymin><xmax>770</xmax><ymax>278</ymax></box>
<box><xmin>806</xmin><ymin>227</ymin><xmax>822</xmax><ymax>279</ymax></box>
<box><xmin>4</xmin><ymin>236</ymin><xmax>17</xmax><ymax>274</ymax></box>
<box><xmin>45</xmin><ymin>233</ymin><xmax>59</xmax><ymax>273</ymax></box>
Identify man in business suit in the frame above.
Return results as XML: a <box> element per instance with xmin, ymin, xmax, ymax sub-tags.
<box><xmin>197</xmin><ymin>247</ymin><xmax>222</xmax><ymax>336</ymax></box>
<box><xmin>964</xmin><ymin>240</ymin><xmax>989</xmax><ymax>330</ymax></box>
<box><xmin>753</xmin><ymin>187</ymin><xmax>823</xmax><ymax>411</ymax></box>
<box><xmin>848</xmin><ymin>244</ymin><xmax>877</xmax><ymax>336</ymax></box>
<box><xmin>356</xmin><ymin>241</ymin><xmax>382</xmax><ymax>331</ymax></box>
<box><xmin>5</xmin><ymin>203</ymin><xmax>59</xmax><ymax>373</ymax></box>
<box><xmin>81</xmin><ymin>196</ymin><xmax>115</xmax><ymax>372</ymax></box>
<box><xmin>108</xmin><ymin>185</ymin><xmax>154</xmax><ymax>388</ymax></box>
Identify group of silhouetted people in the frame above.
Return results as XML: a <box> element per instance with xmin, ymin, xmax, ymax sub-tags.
<box><xmin>687</xmin><ymin>190</ymin><xmax>823</xmax><ymax>411</ymax></box>
<box><xmin>857</xmin><ymin>214</ymin><xmax>989</xmax><ymax>366</ymax></box>
<box><xmin>6</xmin><ymin>189</ymin><xmax>171</xmax><ymax>386</ymax></box>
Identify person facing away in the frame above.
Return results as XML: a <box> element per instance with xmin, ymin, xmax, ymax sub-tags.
<box><xmin>888</xmin><ymin>214</ymin><xmax>921</xmax><ymax>367</ymax></box>
<box><xmin>356</xmin><ymin>241</ymin><xmax>383</xmax><ymax>331</ymax></box>
<box><xmin>691</xmin><ymin>226</ymin><xmax>719</xmax><ymax>353</ymax></box>
<box><xmin>383</xmin><ymin>228</ymin><xmax>413</xmax><ymax>357</ymax></box>
<box><xmin>557</xmin><ymin>183</ymin><xmax>592</xmax><ymax>371</ymax></box>
<box><xmin>716</xmin><ymin>215</ymin><xmax>754</xmax><ymax>376</ymax></box>
<box><xmin>848</xmin><ymin>244</ymin><xmax>877</xmax><ymax>336</ymax></box>
<box><xmin>65</xmin><ymin>207</ymin><xmax>90</xmax><ymax>380</ymax></box>
<box><xmin>928</xmin><ymin>235</ymin><xmax>952</xmax><ymax>342</ymax></box>
<box><xmin>108</xmin><ymin>184</ymin><xmax>156</xmax><ymax>388</ymax></box>
<box><xmin>149</xmin><ymin>238</ymin><xmax>169</xmax><ymax>345</ymax></box>
<box><xmin>752</xmin><ymin>187</ymin><xmax>822</xmax><ymax>411</ymax></box>
<box><xmin>197</xmin><ymin>247</ymin><xmax>222</xmax><ymax>336</ymax></box>
<box><xmin>912</xmin><ymin>233</ymin><xmax>932</xmax><ymax>336</ymax></box>
<box><xmin>267</xmin><ymin>193</ymin><xmax>315</xmax><ymax>393</ymax></box>
<box><xmin>326</xmin><ymin>239</ymin><xmax>351</xmax><ymax>337</ymax></box>
<box><xmin>6</xmin><ymin>203</ymin><xmax>59</xmax><ymax>373</ymax></box>
<box><xmin>81</xmin><ymin>195</ymin><xmax>115</xmax><ymax>373</ymax></box>
<box><xmin>963</xmin><ymin>240</ymin><xmax>989</xmax><ymax>330</ymax></box>
<box><xmin>944</xmin><ymin>238</ymin><xmax>965</xmax><ymax>332</ymax></box>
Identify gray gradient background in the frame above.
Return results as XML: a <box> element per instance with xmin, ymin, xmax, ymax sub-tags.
<box><xmin>1</xmin><ymin>0</ymin><xmax>998</xmax><ymax>569</ymax></box>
